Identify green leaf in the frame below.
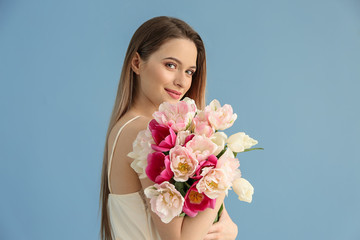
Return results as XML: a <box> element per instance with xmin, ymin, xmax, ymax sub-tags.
<box><xmin>184</xmin><ymin>181</ymin><xmax>191</xmax><ymax>188</ymax></box>
<box><xmin>243</xmin><ymin>147</ymin><xmax>264</xmax><ymax>152</ymax></box>
<box><xmin>174</xmin><ymin>182</ymin><xmax>187</xmax><ymax>198</ymax></box>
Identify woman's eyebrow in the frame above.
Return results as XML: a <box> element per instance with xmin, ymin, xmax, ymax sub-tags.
<box><xmin>163</xmin><ymin>57</ymin><xmax>197</xmax><ymax>69</ymax></box>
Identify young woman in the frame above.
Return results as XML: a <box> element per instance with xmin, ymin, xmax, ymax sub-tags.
<box><xmin>100</xmin><ymin>16</ymin><xmax>238</xmax><ymax>240</ymax></box>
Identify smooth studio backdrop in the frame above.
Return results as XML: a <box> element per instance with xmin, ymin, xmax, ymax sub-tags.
<box><xmin>1</xmin><ymin>0</ymin><xmax>359</xmax><ymax>239</ymax></box>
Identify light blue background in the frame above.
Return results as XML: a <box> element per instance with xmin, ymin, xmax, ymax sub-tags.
<box><xmin>1</xmin><ymin>0</ymin><xmax>359</xmax><ymax>239</ymax></box>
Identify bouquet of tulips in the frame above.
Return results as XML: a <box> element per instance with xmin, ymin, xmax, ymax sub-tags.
<box><xmin>128</xmin><ymin>98</ymin><xmax>262</xmax><ymax>223</ymax></box>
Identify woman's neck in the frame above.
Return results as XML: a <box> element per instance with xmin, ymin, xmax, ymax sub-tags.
<box><xmin>130</xmin><ymin>96</ymin><xmax>158</xmax><ymax>119</ymax></box>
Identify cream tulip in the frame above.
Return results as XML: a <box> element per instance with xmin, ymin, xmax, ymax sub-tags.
<box><xmin>226</xmin><ymin>132</ymin><xmax>258</xmax><ymax>153</ymax></box>
<box><xmin>232</xmin><ymin>178</ymin><xmax>254</xmax><ymax>203</ymax></box>
<box><xmin>210</xmin><ymin>131</ymin><xmax>228</xmax><ymax>156</ymax></box>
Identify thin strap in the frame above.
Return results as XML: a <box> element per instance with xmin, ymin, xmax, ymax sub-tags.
<box><xmin>108</xmin><ymin>115</ymin><xmax>141</xmax><ymax>193</ymax></box>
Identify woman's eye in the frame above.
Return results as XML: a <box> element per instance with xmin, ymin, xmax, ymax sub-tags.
<box><xmin>186</xmin><ymin>70</ymin><xmax>195</xmax><ymax>75</ymax></box>
<box><xmin>166</xmin><ymin>63</ymin><xmax>176</xmax><ymax>69</ymax></box>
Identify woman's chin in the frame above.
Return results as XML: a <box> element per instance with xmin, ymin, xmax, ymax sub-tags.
<box><xmin>161</xmin><ymin>96</ymin><xmax>180</xmax><ymax>104</ymax></box>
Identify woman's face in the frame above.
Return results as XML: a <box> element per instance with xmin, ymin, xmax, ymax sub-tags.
<box><xmin>134</xmin><ymin>38</ymin><xmax>198</xmax><ymax>108</ymax></box>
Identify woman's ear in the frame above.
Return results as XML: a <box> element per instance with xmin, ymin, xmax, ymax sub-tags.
<box><xmin>131</xmin><ymin>52</ymin><xmax>142</xmax><ymax>75</ymax></box>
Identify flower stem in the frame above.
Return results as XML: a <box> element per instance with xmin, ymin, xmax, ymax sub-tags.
<box><xmin>213</xmin><ymin>203</ymin><xmax>224</xmax><ymax>223</ymax></box>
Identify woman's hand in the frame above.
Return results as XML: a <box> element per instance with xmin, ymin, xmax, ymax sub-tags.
<box><xmin>203</xmin><ymin>205</ymin><xmax>238</xmax><ymax>240</ymax></box>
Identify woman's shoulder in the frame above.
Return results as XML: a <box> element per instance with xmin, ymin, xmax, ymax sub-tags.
<box><xmin>111</xmin><ymin>111</ymin><xmax>152</xmax><ymax>143</ymax></box>
<box><xmin>107</xmin><ymin>111</ymin><xmax>152</xmax><ymax>167</ymax></box>
<box><xmin>122</xmin><ymin>112</ymin><xmax>151</xmax><ymax>132</ymax></box>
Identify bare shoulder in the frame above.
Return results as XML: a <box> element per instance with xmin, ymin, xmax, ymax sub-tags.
<box><xmin>113</xmin><ymin>114</ymin><xmax>152</xmax><ymax>163</ymax></box>
<box><xmin>119</xmin><ymin>115</ymin><xmax>152</xmax><ymax>140</ymax></box>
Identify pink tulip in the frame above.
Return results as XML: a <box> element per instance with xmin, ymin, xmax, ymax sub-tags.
<box><xmin>149</xmin><ymin>119</ymin><xmax>177</xmax><ymax>152</ymax></box>
<box><xmin>217</xmin><ymin>148</ymin><xmax>241</xmax><ymax>182</ymax></box>
<box><xmin>186</xmin><ymin>135</ymin><xmax>218</xmax><ymax>162</ymax></box>
<box><xmin>153</xmin><ymin>97</ymin><xmax>197</xmax><ymax>132</ymax></box>
<box><xmin>155</xmin><ymin>156</ymin><xmax>174</xmax><ymax>184</ymax></box>
<box><xmin>175</xmin><ymin>131</ymin><xmax>195</xmax><ymax>147</ymax></box>
<box><xmin>196</xmin><ymin>167</ymin><xmax>230</xmax><ymax>199</ymax></box>
<box><xmin>169</xmin><ymin>145</ymin><xmax>198</xmax><ymax>182</ymax></box>
<box><xmin>192</xmin><ymin>155</ymin><xmax>218</xmax><ymax>180</ymax></box>
<box><xmin>192</xmin><ymin>110</ymin><xmax>214</xmax><ymax>137</ymax></box>
<box><xmin>146</xmin><ymin>152</ymin><xmax>166</xmax><ymax>183</ymax></box>
<box><xmin>205</xmin><ymin>99</ymin><xmax>237</xmax><ymax>131</ymax></box>
<box><xmin>183</xmin><ymin>182</ymin><xmax>216</xmax><ymax>217</ymax></box>
<box><xmin>184</xmin><ymin>134</ymin><xmax>195</xmax><ymax>145</ymax></box>
<box><xmin>144</xmin><ymin>182</ymin><xmax>184</xmax><ymax>223</ymax></box>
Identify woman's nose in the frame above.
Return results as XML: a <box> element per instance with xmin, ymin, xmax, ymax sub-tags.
<box><xmin>174</xmin><ymin>70</ymin><xmax>187</xmax><ymax>88</ymax></box>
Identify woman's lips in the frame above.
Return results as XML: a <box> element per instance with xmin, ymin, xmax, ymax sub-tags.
<box><xmin>165</xmin><ymin>88</ymin><xmax>181</xmax><ymax>100</ymax></box>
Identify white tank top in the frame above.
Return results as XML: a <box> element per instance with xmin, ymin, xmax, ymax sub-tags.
<box><xmin>107</xmin><ymin>115</ymin><xmax>161</xmax><ymax>240</ymax></box>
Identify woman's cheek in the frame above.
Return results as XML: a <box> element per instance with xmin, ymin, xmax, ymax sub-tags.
<box><xmin>185</xmin><ymin>78</ymin><xmax>192</xmax><ymax>91</ymax></box>
<box><xmin>158</xmin><ymin>70</ymin><xmax>176</xmax><ymax>84</ymax></box>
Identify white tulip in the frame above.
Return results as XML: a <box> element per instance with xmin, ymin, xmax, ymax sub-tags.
<box><xmin>128</xmin><ymin>128</ymin><xmax>154</xmax><ymax>179</ymax></box>
<box><xmin>210</xmin><ymin>132</ymin><xmax>227</xmax><ymax>156</ymax></box>
<box><xmin>226</xmin><ymin>132</ymin><xmax>258</xmax><ymax>153</ymax></box>
<box><xmin>232</xmin><ymin>178</ymin><xmax>254</xmax><ymax>203</ymax></box>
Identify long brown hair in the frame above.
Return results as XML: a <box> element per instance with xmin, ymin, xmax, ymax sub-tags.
<box><xmin>99</xmin><ymin>16</ymin><xmax>207</xmax><ymax>240</ymax></box>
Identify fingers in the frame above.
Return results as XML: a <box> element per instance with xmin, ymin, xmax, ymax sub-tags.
<box><xmin>203</xmin><ymin>232</ymin><xmax>221</xmax><ymax>240</ymax></box>
<box><xmin>207</xmin><ymin>222</ymin><xmax>222</xmax><ymax>234</ymax></box>
<box><xmin>221</xmin><ymin>206</ymin><xmax>230</xmax><ymax>219</ymax></box>
<box><xmin>205</xmin><ymin>209</ymin><xmax>238</xmax><ymax>240</ymax></box>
